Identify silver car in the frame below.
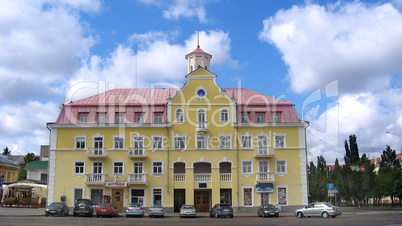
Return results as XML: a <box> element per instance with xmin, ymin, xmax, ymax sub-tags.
<box><xmin>126</xmin><ymin>203</ymin><xmax>144</xmax><ymax>218</ymax></box>
<box><xmin>149</xmin><ymin>204</ymin><xmax>164</xmax><ymax>218</ymax></box>
<box><xmin>295</xmin><ymin>202</ymin><xmax>342</xmax><ymax>218</ymax></box>
<box><xmin>180</xmin><ymin>204</ymin><xmax>196</xmax><ymax>218</ymax></box>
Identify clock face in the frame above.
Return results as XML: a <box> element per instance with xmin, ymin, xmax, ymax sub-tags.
<box><xmin>197</xmin><ymin>89</ymin><xmax>205</xmax><ymax>97</ymax></box>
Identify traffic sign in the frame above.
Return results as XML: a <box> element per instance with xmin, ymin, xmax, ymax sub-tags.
<box><xmin>335</xmin><ymin>188</ymin><xmax>339</xmax><ymax>194</ymax></box>
<box><xmin>360</xmin><ymin>166</ymin><xmax>365</xmax><ymax>172</ymax></box>
<box><xmin>327</xmin><ymin>184</ymin><xmax>335</xmax><ymax>190</ymax></box>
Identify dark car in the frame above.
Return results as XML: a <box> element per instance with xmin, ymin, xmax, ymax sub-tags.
<box><xmin>73</xmin><ymin>199</ymin><xmax>94</xmax><ymax>217</ymax></box>
<box><xmin>45</xmin><ymin>202</ymin><xmax>69</xmax><ymax>216</ymax></box>
<box><xmin>258</xmin><ymin>204</ymin><xmax>279</xmax><ymax>217</ymax></box>
<box><xmin>96</xmin><ymin>203</ymin><xmax>119</xmax><ymax>218</ymax></box>
<box><xmin>210</xmin><ymin>204</ymin><xmax>233</xmax><ymax>218</ymax></box>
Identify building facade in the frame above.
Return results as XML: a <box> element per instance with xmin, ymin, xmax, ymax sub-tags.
<box><xmin>47</xmin><ymin>46</ymin><xmax>308</xmax><ymax>212</ymax></box>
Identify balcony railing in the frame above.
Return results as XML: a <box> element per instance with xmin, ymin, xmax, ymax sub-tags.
<box><xmin>254</xmin><ymin>147</ymin><xmax>274</xmax><ymax>157</ymax></box>
<box><xmin>256</xmin><ymin>172</ymin><xmax>275</xmax><ymax>184</ymax></box>
<box><xmin>196</xmin><ymin>121</ymin><xmax>208</xmax><ymax>132</ymax></box>
<box><xmin>85</xmin><ymin>174</ymin><xmax>106</xmax><ymax>185</ymax></box>
<box><xmin>174</xmin><ymin>173</ymin><xmax>185</xmax><ymax>182</ymax></box>
<box><xmin>86</xmin><ymin>148</ymin><xmax>107</xmax><ymax>158</ymax></box>
<box><xmin>194</xmin><ymin>173</ymin><xmax>211</xmax><ymax>182</ymax></box>
<box><xmin>128</xmin><ymin>148</ymin><xmax>147</xmax><ymax>158</ymax></box>
<box><xmin>127</xmin><ymin>173</ymin><xmax>147</xmax><ymax>185</ymax></box>
<box><xmin>220</xmin><ymin>173</ymin><xmax>231</xmax><ymax>182</ymax></box>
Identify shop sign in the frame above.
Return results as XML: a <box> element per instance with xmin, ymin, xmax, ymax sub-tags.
<box><xmin>256</xmin><ymin>185</ymin><xmax>274</xmax><ymax>193</ymax></box>
<box><xmin>105</xmin><ymin>182</ymin><xmax>127</xmax><ymax>187</ymax></box>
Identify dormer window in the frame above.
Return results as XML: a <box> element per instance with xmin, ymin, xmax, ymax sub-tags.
<box><xmin>154</xmin><ymin>113</ymin><xmax>163</xmax><ymax>124</ymax></box>
<box><xmin>116</xmin><ymin>113</ymin><xmax>125</xmax><ymax>124</ymax></box>
<box><xmin>136</xmin><ymin>113</ymin><xmax>144</xmax><ymax>123</ymax></box>
<box><xmin>256</xmin><ymin>113</ymin><xmax>265</xmax><ymax>123</ymax></box>
<box><xmin>241</xmin><ymin>113</ymin><xmax>249</xmax><ymax>123</ymax></box>
<box><xmin>98</xmin><ymin>113</ymin><xmax>106</xmax><ymax>124</ymax></box>
<box><xmin>80</xmin><ymin>113</ymin><xmax>88</xmax><ymax>123</ymax></box>
<box><xmin>273</xmin><ymin>112</ymin><xmax>281</xmax><ymax>123</ymax></box>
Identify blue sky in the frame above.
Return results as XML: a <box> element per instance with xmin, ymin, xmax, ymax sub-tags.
<box><xmin>1</xmin><ymin>0</ymin><xmax>401</xmax><ymax>164</ymax></box>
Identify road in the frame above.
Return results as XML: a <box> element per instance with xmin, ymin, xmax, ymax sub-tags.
<box><xmin>0</xmin><ymin>207</ymin><xmax>401</xmax><ymax>225</ymax></box>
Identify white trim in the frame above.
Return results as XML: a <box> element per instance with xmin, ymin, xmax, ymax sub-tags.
<box><xmin>275</xmin><ymin>159</ymin><xmax>288</xmax><ymax>175</ymax></box>
<box><xmin>175</xmin><ymin>108</ymin><xmax>185</xmax><ymax>124</ymax></box>
<box><xmin>241</xmin><ymin>160</ymin><xmax>253</xmax><ymax>177</ymax></box>
<box><xmin>258</xmin><ymin>160</ymin><xmax>270</xmax><ymax>173</ymax></box>
<box><xmin>218</xmin><ymin>134</ymin><xmax>232</xmax><ymax>149</ymax></box>
<box><xmin>132</xmin><ymin>133</ymin><xmax>145</xmax><ymax>149</ymax></box>
<box><xmin>256</xmin><ymin>133</ymin><xmax>269</xmax><ymax>149</ymax></box>
<box><xmin>274</xmin><ymin>133</ymin><xmax>287</xmax><ymax>149</ymax></box>
<box><xmin>112</xmin><ymin>161</ymin><xmax>124</xmax><ymax>176</ymax></box>
<box><xmin>197</xmin><ymin>108</ymin><xmax>207</xmax><ymax>122</ymax></box>
<box><xmin>129</xmin><ymin>187</ymin><xmax>146</xmax><ymax>207</ymax></box>
<box><xmin>71</xmin><ymin>187</ymin><xmax>85</xmax><ymax>206</ymax></box>
<box><xmin>151</xmin><ymin>135</ymin><xmax>164</xmax><ymax>150</ymax></box>
<box><xmin>220</xmin><ymin>108</ymin><xmax>230</xmax><ymax>124</ymax></box>
<box><xmin>92</xmin><ymin>161</ymin><xmax>103</xmax><ymax>174</ymax></box>
<box><xmin>171</xmin><ymin>160</ymin><xmax>188</xmax><ymax>168</ymax></box>
<box><xmin>133</xmin><ymin>161</ymin><xmax>144</xmax><ymax>174</ymax></box>
<box><xmin>92</xmin><ymin>134</ymin><xmax>104</xmax><ymax>149</ymax></box>
<box><xmin>300</xmin><ymin>149</ymin><xmax>308</xmax><ymax>205</ymax></box>
<box><xmin>74</xmin><ymin>135</ymin><xmax>87</xmax><ymax>150</ymax></box>
<box><xmin>113</xmin><ymin>135</ymin><xmax>125</xmax><ymax>149</ymax></box>
<box><xmin>196</xmin><ymin>134</ymin><xmax>209</xmax><ymax>149</ymax></box>
<box><xmin>242</xmin><ymin>185</ymin><xmax>254</xmax><ymax>207</ymax></box>
<box><xmin>151</xmin><ymin>187</ymin><xmax>163</xmax><ymax>206</ymax></box>
<box><xmin>152</xmin><ymin>161</ymin><xmax>163</xmax><ymax>177</ymax></box>
<box><xmin>47</xmin><ymin>149</ymin><xmax>56</xmax><ymax>205</ymax></box>
<box><xmin>73</xmin><ymin>161</ymin><xmax>85</xmax><ymax>177</ymax></box>
<box><xmin>240</xmin><ymin>134</ymin><xmax>253</xmax><ymax>149</ymax></box>
<box><xmin>173</xmin><ymin>134</ymin><xmax>187</xmax><ymax>150</ymax></box>
<box><xmin>50</xmin><ymin>129</ymin><xmax>57</xmax><ymax>149</ymax></box>
<box><xmin>276</xmin><ymin>185</ymin><xmax>289</xmax><ymax>206</ymax></box>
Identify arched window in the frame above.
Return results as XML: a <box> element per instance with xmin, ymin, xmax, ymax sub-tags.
<box><xmin>220</xmin><ymin>108</ymin><xmax>229</xmax><ymax>123</ymax></box>
<box><xmin>197</xmin><ymin>109</ymin><xmax>206</xmax><ymax>122</ymax></box>
<box><xmin>175</xmin><ymin>108</ymin><xmax>184</xmax><ymax>123</ymax></box>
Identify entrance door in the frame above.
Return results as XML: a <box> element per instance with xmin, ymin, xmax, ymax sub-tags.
<box><xmin>260</xmin><ymin>193</ymin><xmax>270</xmax><ymax>204</ymax></box>
<box><xmin>112</xmin><ymin>189</ymin><xmax>124</xmax><ymax>211</ymax></box>
<box><xmin>174</xmin><ymin>189</ymin><xmax>185</xmax><ymax>212</ymax></box>
<box><xmin>194</xmin><ymin>190</ymin><xmax>209</xmax><ymax>212</ymax></box>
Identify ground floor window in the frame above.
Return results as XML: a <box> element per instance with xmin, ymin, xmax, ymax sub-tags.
<box><xmin>243</xmin><ymin>188</ymin><xmax>253</xmax><ymax>206</ymax></box>
<box><xmin>131</xmin><ymin>189</ymin><xmax>145</xmax><ymax>206</ymax></box>
<box><xmin>277</xmin><ymin>187</ymin><xmax>287</xmax><ymax>205</ymax></box>
<box><xmin>91</xmin><ymin>189</ymin><xmax>103</xmax><ymax>205</ymax></box>
<box><xmin>153</xmin><ymin>188</ymin><xmax>162</xmax><ymax>205</ymax></box>
<box><xmin>73</xmin><ymin>188</ymin><xmax>83</xmax><ymax>203</ymax></box>
<box><xmin>220</xmin><ymin>189</ymin><xmax>232</xmax><ymax>205</ymax></box>
<box><xmin>260</xmin><ymin>193</ymin><xmax>271</xmax><ymax>205</ymax></box>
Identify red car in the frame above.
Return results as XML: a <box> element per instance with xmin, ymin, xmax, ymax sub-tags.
<box><xmin>96</xmin><ymin>203</ymin><xmax>119</xmax><ymax>218</ymax></box>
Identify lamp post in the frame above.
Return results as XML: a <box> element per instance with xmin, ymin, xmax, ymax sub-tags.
<box><xmin>385</xmin><ymin>131</ymin><xmax>402</xmax><ymax>152</ymax></box>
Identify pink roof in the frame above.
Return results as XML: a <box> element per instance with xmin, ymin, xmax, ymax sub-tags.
<box><xmin>223</xmin><ymin>88</ymin><xmax>293</xmax><ymax>105</ymax></box>
<box><xmin>185</xmin><ymin>45</ymin><xmax>212</xmax><ymax>59</ymax></box>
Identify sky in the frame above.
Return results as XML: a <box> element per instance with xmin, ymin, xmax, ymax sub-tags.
<box><xmin>1</xmin><ymin>0</ymin><xmax>402</xmax><ymax>165</ymax></box>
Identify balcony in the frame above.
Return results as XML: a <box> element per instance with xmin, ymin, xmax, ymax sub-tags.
<box><xmin>254</xmin><ymin>147</ymin><xmax>274</xmax><ymax>157</ymax></box>
<box><xmin>196</xmin><ymin>121</ymin><xmax>208</xmax><ymax>132</ymax></box>
<box><xmin>127</xmin><ymin>173</ymin><xmax>147</xmax><ymax>185</ymax></box>
<box><xmin>220</xmin><ymin>173</ymin><xmax>231</xmax><ymax>182</ymax></box>
<box><xmin>86</xmin><ymin>148</ymin><xmax>107</xmax><ymax>158</ymax></box>
<box><xmin>174</xmin><ymin>173</ymin><xmax>185</xmax><ymax>182</ymax></box>
<box><xmin>256</xmin><ymin>172</ymin><xmax>275</xmax><ymax>184</ymax></box>
<box><xmin>128</xmin><ymin>148</ymin><xmax>147</xmax><ymax>158</ymax></box>
<box><xmin>85</xmin><ymin>174</ymin><xmax>106</xmax><ymax>185</ymax></box>
<box><xmin>194</xmin><ymin>173</ymin><xmax>211</xmax><ymax>182</ymax></box>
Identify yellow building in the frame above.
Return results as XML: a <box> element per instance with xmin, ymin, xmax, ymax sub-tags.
<box><xmin>47</xmin><ymin>45</ymin><xmax>308</xmax><ymax>212</ymax></box>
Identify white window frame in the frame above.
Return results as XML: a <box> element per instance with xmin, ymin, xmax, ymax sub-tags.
<box><xmin>113</xmin><ymin>135</ymin><xmax>125</xmax><ymax>149</ymax></box>
<box><xmin>258</xmin><ymin>160</ymin><xmax>269</xmax><ymax>173</ymax></box>
<box><xmin>72</xmin><ymin>187</ymin><xmax>85</xmax><ymax>206</ymax></box>
<box><xmin>98</xmin><ymin>113</ymin><xmax>106</xmax><ymax>123</ymax></box>
<box><xmin>151</xmin><ymin>187</ymin><xmax>163</xmax><ymax>206</ymax></box>
<box><xmin>152</xmin><ymin>161</ymin><xmax>163</xmax><ymax>176</ymax></box>
<box><xmin>130</xmin><ymin>188</ymin><xmax>146</xmax><ymax>206</ymax></box>
<box><xmin>220</xmin><ymin>108</ymin><xmax>229</xmax><ymax>123</ymax></box>
<box><xmin>113</xmin><ymin>161</ymin><xmax>124</xmax><ymax>176</ymax></box>
<box><xmin>196</xmin><ymin>135</ymin><xmax>209</xmax><ymax>149</ymax></box>
<box><xmin>175</xmin><ymin>108</ymin><xmax>185</xmax><ymax>124</ymax></box>
<box><xmin>219</xmin><ymin>134</ymin><xmax>232</xmax><ymax>149</ymax></box>
<box><xmin>74</xmin><ymin>161</ymin><xmax>85</xmax><ymax>176</ymax></box>
<box><xmin>92</xmin><ymin>161</ymin><xmax>103</xmax><ymax>174</ymax></box>
<box><xmin>116</xmin><ymin>113</ymin><xmax>125</xmax><ymax>124</ymax></box>
<box><xmin>274</xmin><ymin>133</ymin><xmax>286</xmax><ymax>148</ymax></box>
<box><xmin>242</xmin><ymin>185</ymin><xmax>254</xmax><ymax>207</ymax></box>
<box><xmin>241</xmin><ymin>112</ymin><xmax>249</xmax><ymax>123</ymax></box>
<box><xmin>136</xmin><ymin>112</ymin><xmax>144</xmax><ymax>123</ymax></box>
<box><xmin>276</xmin><ymin>160</ymin><xmax>288</xmax><ymax>175</ymax></box>
<box><xmin>277</xmin><ymin>185</ymin><xmax>289</xmax><ymax>206</ymax></box>
<box><xmin>174</xmin><ymin>135</ymin><xmax>187</xmax><ymax>150</ymax></box>
<box><xmin>133</xmin><ymin>134</ymin><xmax>145</xmax><ymax>152</ymax></box>
<box><xmin>152</xmin><ymin>135</ymin><xmax>163</xmax><ymax>150</ymax></box>
<box><xmin>80</xmin><ymin>113</ymin><xmax>88</xmax><ymax>123</ymax></box>
<box><xmin>273</xmin><ymin>112</ymin><xmax>281</xmax><ymax>123</ymax></box>
<box><xmin>75</xmin><ymin>135</ymin><xmax>86</xmax><ymax>150</ymax></box>
<box><xmin>154</xmin><ymin>112</ymin><xmax>163</xmax><ymax>123</ymax></box>
<box><xmin>242</xmin><ymin>160</ymin><xmax>253</xmax><ymax>176</ymax></box>
<box><xmin>257</xmin><ymin>134</ymin><xmax>269</xmax><ymax>149</ymax></box>
<box><xmin>92</xmin><ymin>135</ymin><xmax>104</xmax><ymax>150</ymax></box>
<box><xmin>241</xmin><ymin>134</ymin><xmax>253</xmax><ymax>149</ymax></box>
<box><xmin>256</xmin><ymin>112</ymin><xmax>265</xmax><ymax>123</ymax></box>
<box><xmin>133</xmin><ymin>161</ymin><xmax>144</xmax><ymax>174</ymax></box>
<box><xmin>197</xmin><ymin>108</ymin><xmax>207</xmax><ymax>122</ymax></box>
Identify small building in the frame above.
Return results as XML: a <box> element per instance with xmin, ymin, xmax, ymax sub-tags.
<box><xmin>25</xmin><ymin>161</ymin><xmax>48</xmax><ymax>184</ymax></box>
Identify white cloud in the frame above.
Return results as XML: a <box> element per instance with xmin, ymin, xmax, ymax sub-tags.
<box><xmin>259</xmin><ymin>2</ymin><xmax>402</xmax><ymax>94</ymax></box>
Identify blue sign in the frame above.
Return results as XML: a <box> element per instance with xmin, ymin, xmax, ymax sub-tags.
<box><xmin>199</xmin><ymin>183</ymin><xmax>207</xmax><ymax>188</ymax></box>
<box><xmin>256</xmin><ymin>185</ymin><xmax>274</xmax><ymax>193</ymax></box>
<box><xmin>327</xmin><ymin>184</ymin><xmax>335</xmax><ymax>190</ymax></box>
<box><xmin>335</xmin><ymin>188</ymin><xmax>339</xmax><ymax>194</ymax></box>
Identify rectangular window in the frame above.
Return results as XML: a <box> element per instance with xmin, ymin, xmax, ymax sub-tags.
<box><xmin>75</xmin><ymin>162</ymin><xmax>85</xmax><ymax>174</ymax></box>
<box><xmin>174</xmin><ymin>136</ymin><xmax>186</xmax><ymax>149</ymax></box>
<box><xmin>152</xmin><ymin>162</ymin><xmax>163</xmax><ymax>175</ymax></box>
<box><xmin>134</xmin><ymin>162</ymin><xmax>143</xmax><ymax>174</ymax></box>
<box><xmin>113</xmin><ymin>162</ymin><xmax>123</xmax><ymax>175</ymax></box>
<box><xmin>94</xmin><ymin>137</ymin><xmax>103</xmax><ymax>155</ymax></box>
<box><xmin>116</xmin><ymin>113</ymin><xmax>124</xmax><ymax>124</ymax></box>
<box><xmin>131</xmin><ymin>189</ymin><xmax>145</xmax><ymax>205</ymax></box>
<box><xmin>277</xmin><ymin>187</ymin><xmax>287</xmax><ymax>205</ymax></box>
<box><xmin>91</xmin><ymin>189</ymin><xmax>103</xmax><ymax>205</ymax></box>
<box><xmin>80</xmin><ymin>113</ymin><xmax>88</xmax><ymax>123</ymax></box>
<box><xmin>219</xmin><ymin>135</ymin><xmax>231</xmax><ymax>149</ymax></box>
<box><xmin>114</xmin><ymin>137</ymin><xmax>124</xmax><ymax>149</ymax></box>
<box><xmin>93</xmin><ymin>162</ymin><xmax>103</xmax><ymax>174</ymax></box>
<box><xmin>273</xmin><ymin>112</ymin><xmax>281</xmax><ymax>123</ymax></box>
<box><xmin>256</xmin><ymin>113</ymin><xmax>265</xmax><ymax>123</ymax></box>
<box><xmin>275</xmin><ymin>135</ymin><xmax>286</xmax><ymax>148</ymax></box>
<box><xmin>197</xmin><ymin>135</ymin><xmax>208</xmax><ymax>149</ymax></box>
<box><xmin>259</xmin><ymin>160</ymin><xmax>269</xmax><ymax>173</ymax></box>
<box><xmin>220</xmin><ymin>109</ymin><xmax>229</xmax><ymax>123</ymax></box>
<box><xmin>241</xmin><ymin>135</ymin><xmax>252</xmax><ymax>149</ymax></box>
<box><xmin>276</xmin><ymin>160</ymin><xmax>287</xmax><ymax>174</ymax></box>
<box><xmin>98</xmin><ymin>113</ymin><xmax>106</xmax><ymax>123</ymax></box>
<box><xmin>243</xmin><ymin>188</ymin><xmax>253</xmax><ymax>206</ymax></box>
<box><xmin>241</xmin><ymin>112</ymin><xmax>249</xmax><ymax>123</ymax></box>
<box><xmin>75</xmin><ymin>136</ymin><xmax>86</xmax><ymax>149</ymax></box>
<box><xmin>74</xmin><ymin>188</ymin><xmax>83</xmax><ymax>203</ymax></box>
<box><xmin>133</xmin><ymin>136</ymin><xmax>144</xmax><ymax>155</ymax></box>
<box><xmin>175</xmin><ymin>109</ymin><xmax>184</xmax><ymax>123</ymax></box>
<box><xmin>242</xmin><ymin>161</ymin><xmax>252</xmax><ymax>174</ymax></box>
<box><xmin>152</xmin><ymin>136</ymin><xmax>163</xmax><ymax>149</ymax></box>
<box><xmin>154</xmin><ymin>113</ymin><xmax>163</xmax><ymax>123</ymax></box>
<box><xmin>257</xmin><ymin>135</ymin><xmax>268</xmax><ymax>153</ymax></box>
<box><xmin>153</xmin><ymin>188</ymin><xmax>162</xmax><ymax>205</ymax></box>
<box><xmin>136</xmin><ymin>113</ymin><xmax>144</xmax><ymax>123</ymax></box>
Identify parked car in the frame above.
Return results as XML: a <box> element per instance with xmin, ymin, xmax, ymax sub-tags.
<box><xmin>180</xmin><ymin>204</ymin><xmax>196</xmax><ymax>218</ymax></box>
<box><xmin>96</xmin><ymin>203</ymin><xmax>118</xmax><ymax>218</ymax></box>
<box><xmin>295</xmin><ymin>202</ymin><xmax>342</xmax><ymax>218</ymax></box>
<box><xmin>258</xmin><ymin>204</ymin><xmax>279</xmax><ymax>217</ymax></box>
<box><xmin>126</xmin><ymin>203</ymin><xmax>144</xmax><ymax>218</ymax></box>
<box><xmin>45</xmin><ymin>202</ymin><xmax>69</xmax><ymax>216</ymax></box>
<box><xmin>209</xmin><ymin>204</ymin><xmax>233</xmax><ymax>218</ymax></box>
<box><xmin>149</xmin><ymin>204</ymin><xmax>164</xmax><ymax>218</ymax></box>
<box><xmin>73</xmin><ymin>199</ymin><xmax>93</xmax><ymax>217</ymax></box>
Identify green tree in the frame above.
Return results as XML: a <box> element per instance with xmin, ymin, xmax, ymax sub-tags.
<box><xmin>18</xmin><ymin>152</ymin><xmax>40</xmax><ymax>180</ymax></box>
<box><xmin>2</xmin><ymin>146</ymin><xmax>11</xmax><ymax>156</ymax></box>
<box><xmin>378</xmin><ymin>146</ymin><xmax>401</xmax><ymax>206</ymax></box>
<box><xmin>344</xmin><ymin>135</ymin><xmax>360</xmax><ymax>165</ymax></box>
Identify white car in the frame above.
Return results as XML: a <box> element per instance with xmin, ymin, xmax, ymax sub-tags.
<box><xmin>180</xmin><ymin>204</ymin><xmax>196</xmax><ymax>218</ymax></box>
<box><xmin>295</xmin><ymin>202</ymin><xmax>342</xmax><ymax>218</ymax></box>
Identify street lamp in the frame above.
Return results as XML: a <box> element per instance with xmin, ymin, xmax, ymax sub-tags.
<box><xmin>385</xmin><ymin>131</ymin><xmax>402</xmax><ymax>152</ymax></box>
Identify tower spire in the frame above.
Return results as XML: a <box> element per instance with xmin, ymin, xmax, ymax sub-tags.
<box><xmin>197</xmin><ymin>30</ymin><xmax>200</xmax><ymax>48</ymax></box>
